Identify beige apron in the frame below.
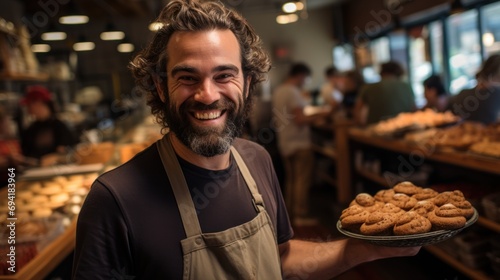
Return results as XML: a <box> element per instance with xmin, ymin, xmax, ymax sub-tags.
<box><xmin>157</xmin><ymin>135</ymin><xmax>282</xmax><ymax>280</ymax></box>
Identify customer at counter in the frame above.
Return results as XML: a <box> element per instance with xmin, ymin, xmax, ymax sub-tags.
<box><xmin>19</xmin><ymin>85</ymin><xmax>77</xmax><ymax>165</ymax></box>
<box><xmin>422</xmin><ymin>75</ymin><xmax>449</xmax><ymax>112</ymax></box>
<box><xmin>319</xmin><ymin>65</ymin><xmax>343</xmax><ymax>108</ymax></box>
<box><xmin>449</xmin><ymin>54</ymin><xmax>500</xmax><ymax>124</ymax></box>
<box><xmin>354</xmin><ymin>61</ymin><xmax>416</xmax><ymax>125</ymax></box>
<box><xmin>73</xmin><ymin>1</ymin><xmax>420</xmax><ymax>279</ymax></box>
<box><xmin>339</xmin><ymin>69</ymin><xmax>365</xmax><ymax>119</ymax></box>
<box><xmin>272</xmin><ymin>62</ymin><xmax>329</xmax><ymax>225</ymax></box>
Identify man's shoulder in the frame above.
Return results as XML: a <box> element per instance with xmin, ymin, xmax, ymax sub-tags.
<box><xmin>232</xmin><ymin>138</ymin><xmax>270</xmax><ymax>163</ymax></box>
<box><xmin>98</xmin><ymin>142</ymin><xmax>162</xmax><ymax>185</ymax></box>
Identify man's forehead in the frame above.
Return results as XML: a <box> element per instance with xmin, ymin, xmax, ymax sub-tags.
<box><xmin>166</xmin><ymin>29</ymin><xmax>242</xmax><ymax>69</ymax></box>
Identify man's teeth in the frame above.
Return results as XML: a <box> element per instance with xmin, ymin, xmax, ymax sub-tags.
<box><xmin>195</xmin><ymin>111</ymin><xmax>222</xmax><ymax>120</ymax></box>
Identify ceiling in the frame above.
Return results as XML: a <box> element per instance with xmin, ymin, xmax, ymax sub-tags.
<box><xmin>21</xmin><ymin>0</ymin><xmax>345</xmax><ymax>20</ymax></box>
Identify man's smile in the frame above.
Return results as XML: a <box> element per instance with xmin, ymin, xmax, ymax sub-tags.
<box><xmin>191</xmin><ymin>110</ymin><xmax>226</xmax><ymax>120</ymax></box>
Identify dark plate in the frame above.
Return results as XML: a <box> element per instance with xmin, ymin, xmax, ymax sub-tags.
<box><xmin>336</xmin><ymin>208</ymin><xmax>478</xmax><ymax>247</ymax></box>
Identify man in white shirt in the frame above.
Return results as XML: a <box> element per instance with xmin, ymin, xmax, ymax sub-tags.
<box><xmin>272</xmin><ymin>63</ymin><xmax>329</xmax><ymax>225</ymax></box>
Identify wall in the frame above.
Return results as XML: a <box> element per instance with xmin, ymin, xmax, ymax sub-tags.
<box><xmin>242</xmin><ymin>7</ymin><xmax>336</xmax><ymax>93</ymax></box>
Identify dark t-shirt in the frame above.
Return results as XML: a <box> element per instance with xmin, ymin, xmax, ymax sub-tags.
<box><xmin>358</xmin><ymin>79</ymin><xmax>416</xmax><ymax>124</ymax></box>
<box><xmin>72</xmin><ymin>138</ymin><xmax>293</xmax><ymax>280</ymax></box>
<box><xmin>449</xmin><ymin>86</ymin><xmax>500</xmax><ymax>124</ymax></box>
<box><xmin>21</xmin><ymin>118</ymin><xmax>77</xmax><ymax>159</ymax></box>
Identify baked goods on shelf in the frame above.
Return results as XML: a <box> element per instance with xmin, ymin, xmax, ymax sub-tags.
<box><xmin>469</xmin><ymin>141</ymin><xmax>500</xmax><ymax>158</ymax></box>
<box><xmin>371</xmin><ymin>109</ymin><xmax>459</xmax><ymax>136</ymax></box>
<box><xmin>339</xmin><ymin>181</ymin><xmax>476</xmax><ymax>236</ymax></box>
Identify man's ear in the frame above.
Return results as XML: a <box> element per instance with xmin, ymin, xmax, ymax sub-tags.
<box><xmin>244</xmin><ymin>76</ymin><xmax>252</xmax><ymax>99</ymax></box>
<box><xmin>154</xmin><ymin>77</ymin><xmax>166</xmax><ymax>103</ymax></box>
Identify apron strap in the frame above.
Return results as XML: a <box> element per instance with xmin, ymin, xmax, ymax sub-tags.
<box><xmin>157</xmin><ymin>134</ymin><xmax>202</xmax><ymax>237</ymax></box>
<box><xmin>230</xmin><ymin>146</ymin><xmax>265</xmax><ymax>209</ymax></box>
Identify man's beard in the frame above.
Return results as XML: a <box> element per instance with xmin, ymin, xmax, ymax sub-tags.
<box><xmin>166</xmin><ymin>92</ymin><xmax>250</xmax><ymax>157</ymax></box>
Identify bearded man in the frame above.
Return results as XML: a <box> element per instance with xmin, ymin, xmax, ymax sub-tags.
<box><xmin>73</xmin><ymin>1</ymin><xmax>419</xmax><ymax>279</ymax></box>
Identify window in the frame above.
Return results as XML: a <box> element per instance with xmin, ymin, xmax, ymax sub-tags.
<box><xmin>481</xmin><ymin>1</ymin><xmax>500</xmax><ymax>58</ymax></box>
<box><xmin>333</xmin><ymin>44</ymin><xmax>355</xmax><ymax>72</ymax></box>
<box><xmin>359</xmin><ymin>37</ymin><xmax>390</xmax><ymax>83</ymax></box>
<box><xmin>430</xmin><ymin>21</ymin><xmax>444</xmax><ymax>75</ymax></box>
<box><xmin>408</xmin><ymin>25</ymin><xmax>432</xmax><ymax>108</ymax></box>
<box><xmin>446</xmin><ymin>9</ymin><xmax>481</xmax><ymax>94</ymax></box>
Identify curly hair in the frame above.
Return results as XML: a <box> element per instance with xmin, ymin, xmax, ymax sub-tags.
<box><xmin>129</xmin><ymin>0</ymin><xmax>271</xmax><ymax>129</ymax></box>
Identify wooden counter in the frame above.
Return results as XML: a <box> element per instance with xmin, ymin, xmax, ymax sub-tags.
<box><xmin>348</xmin><ymin>128</ymin><xmax>500</xmax><ymax>175</ymax></box>
<box><xmin>0</xmin><ymin>219</ymin><xmax>76</xmax><ymax>280</ymax></box>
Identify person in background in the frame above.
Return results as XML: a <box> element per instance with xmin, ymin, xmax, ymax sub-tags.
<box><xmin>449</xmin><ymin>54</ymin><xmax>500</xmax><ymax>124</ymax></box>
<box><xmin>0</xmin><ymin>106</ymin><xmax>24</xmax><ymax>186</ymax></box>
<box><xmin>319</xmin><ymin>65</ymin><xmax>343</xmax><ymax>108</ymax></box>
<box><xmin>354</xmin><ymin>61</ymin><xmax>416</xmax><ymax>125</ymax></box>
<box><xmin>339</xmin><ymin>69</ymin><xmax>365</xmax><ymax>119</ymax></box>
<box><xmin>19</xmin><ymin>85</ymin><xmax>77</xmax><ymax>165</ymax></box>
<box><xmin>73</xmin><ymin>1</ymin><xmax>419</xmax><ymax>279</ymax></box>
<box><xmin>422</xmin><ymin>75</ymin><xmax>448</xmax><ymax>112</ymax></box>
<box><xmin>272</xmin><ymin>62</ymin><xmax>330</xmax><ymax>225</ymax></box>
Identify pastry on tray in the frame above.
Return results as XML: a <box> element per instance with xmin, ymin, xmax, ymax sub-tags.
<box><xmin>339</xmin><ymin>181</ymin><xmax>476</xmax><ymax>237</ymax></box>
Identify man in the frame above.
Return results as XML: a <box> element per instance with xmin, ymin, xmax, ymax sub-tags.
<box><xmin>354</xmin><ymin>61</ymin><xmax>416</xmax><ymax>125</ymax></box>
<box><xmin>272</xmin><ymin>63</ymin><xmax>328</xmax><ymax>225</ymax></box>
<box><xmin>319</xmin><ymin>65</ymin><xmax>343</xmax><ymax>108</ymax></box>
<box><xmin>422</xmin><ymin>75</ymin><xmax>448</xmax><ymax>112</ymax></box>
<box><xmin>449</xmin><ymin>54</ymin><xmax>500</xmax><ymax>124</ymax></box>
<box><xmin>73</xmin><ymin>1</ymin><xmax>419</xmax><ymax>279</ymax></box>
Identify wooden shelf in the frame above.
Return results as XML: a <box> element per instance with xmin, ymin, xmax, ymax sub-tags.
<box><xmin>424</xmin><ymin>245</ymin><xmax>493</xmax><ymax>280</ymax></box>
<box><xmin>317</xmin><ymin>171</ymin><xmax>337</xmax><ymax>187</ymax></box>
<box><xmin>477</xmin><ymin>216</ymin><xmax>500</xmax><ymax>233</ymax></box>
<box><xmin>0</xmin><ymin>72</ymin><xmax>49</xmax><ymax>82</ymax></box>
<box><xmin>349</xmin><ymin>128</ymin><xmax>500</xmax><ymax>175</ymax></box>
<box><xmin>355</xmin><ymin>167</ymin><xmax>390</xmax><ymax>187</ymax></box>
<box><xmin>312</xmin><ymin>144</ymin><xmax>337</xmax><ymax>160</ymax></box>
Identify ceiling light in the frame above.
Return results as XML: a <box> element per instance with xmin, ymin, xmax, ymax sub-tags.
<box><xmin>148</xmin><ymin>21</ymin><xmax>164</xmax><ymax>31</ymax></box>
<box><xmin>117</xmin><ymin>42</ymin><xmax>134</xmax><ymax>53</ymax></box>
<box><xmin>73</xmin><ymin>36</ymin><xmax>95</xmax><ymax>51</ymax></box>
<box><xmin>31</xmin><ymin>43</ymin><xmax>51</xmax><ymax>53</ymax></box>
<box><xmin>282</xmin><ymin>2</ymin><xmax>297</xmax><ymax>13</ymax></box>
<box><xmin>100</xmin><ymin>23</ymin><xmax>125</xmax><ymax>40</ymax></box>
<box><xmin>100</xmin><ymin>31</ymin><xmax>125</xmax><ymax>41</ymax></box>
<box><xmin>59</xmin><ymin>2</ymin><xmax>89</xmax><ymax>25</ymax></box>
<box><xmin>276</xmin><ymin>14</ymin><xmax>299</xmax><ymax>24</ymax></box>
<box><xmin>296</xmin><ymin>1</ymin><xmax>304</xmax><ymax>10</ymax></box>
<box><xmin>41</xmin><ymin>31</ymin><xmax>67</xmax><ymax>41</ymax></box>
<box><xmin>483</xmin><ymin>32</ymin><xmax>495</xmax><ymax>47</ymax></box>
<box><xmin>59</xmin><ymin>15</ymin><xmax>89</xmax><ymax>24</ymax></box>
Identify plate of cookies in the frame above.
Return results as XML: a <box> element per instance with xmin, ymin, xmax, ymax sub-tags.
<box><xmin>336</xmin><ymin>181</ymin><xmax>478</xmax><ymax>247</ymax></box>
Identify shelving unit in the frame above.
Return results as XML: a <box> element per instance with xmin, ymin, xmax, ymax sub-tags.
<box><xmin>337</xmin><ymin>126</ymin><xmax>500</xmax><ymax>280</ymax></box>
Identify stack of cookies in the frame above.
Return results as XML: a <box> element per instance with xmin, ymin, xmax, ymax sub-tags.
<box><xmin>340</xmin><ymin>181</ymin><xmax>475</xmax><ymax>236</ymax></box>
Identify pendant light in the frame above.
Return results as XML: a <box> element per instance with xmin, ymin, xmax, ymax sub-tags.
<box><xmin>31</xmin><ymin>36</ymin><xmax>51</xmax><ymax>53</ymax></box>
<box><xmin>59</xmin><ymin>2</ymin><xmax>89</xmax><ymax>25</ymax></box>
<box><xmin>117</xmin><ymin>37</ymin><xmax>134</xmax><ymax>53</ymax></box>
<box><xmin>100</xmin><ymin>22</ymin><xmax>125</xmax><ymax>41</ymax></box>
<box><xmin>73</xmin><ymin>35</ymin><xmax>95</xmax><ymax>51</ymax></box>
<box><xmin>41</xmin><ymin>22</ymin><xmax>67</xmax><ymax>41</ymax></box>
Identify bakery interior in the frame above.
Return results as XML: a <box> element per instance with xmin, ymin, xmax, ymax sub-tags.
<box><xmin>1</xmin><ymin>0</ymin><xmax>500</xmax><ymax>279</ymax></box>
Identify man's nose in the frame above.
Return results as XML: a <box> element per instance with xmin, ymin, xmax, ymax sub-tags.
<box><xmin>194</xmin><ymin>79</ymin><xmax>220</xmax><ymax>104</ymax></box>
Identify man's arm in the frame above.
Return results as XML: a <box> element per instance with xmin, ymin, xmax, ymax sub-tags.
<box><xmin>279</xmin><ymin>238</ymin><xmax>420</xmax><ymax>280</ymax></box>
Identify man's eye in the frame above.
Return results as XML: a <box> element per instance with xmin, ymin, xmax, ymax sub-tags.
<box><xmin>215</xmin><ymin>74</ymin><xmax>233</xmax><ymax>82</ymax></box>
<box><xmin>179</xmin><ymin>76</ymin><xmax>198</xmax><ymax>84</ymax></box>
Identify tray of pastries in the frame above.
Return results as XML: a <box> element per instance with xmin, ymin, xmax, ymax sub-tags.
<box><xmin>336</xmin><ymin>181</ymin><xmax>478</xmax><ymax>247</ymax></box>
<box><xmin>370</xmin><ymin>109</ymin><xmax>460</xmax><ymax>138</ymax></box>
